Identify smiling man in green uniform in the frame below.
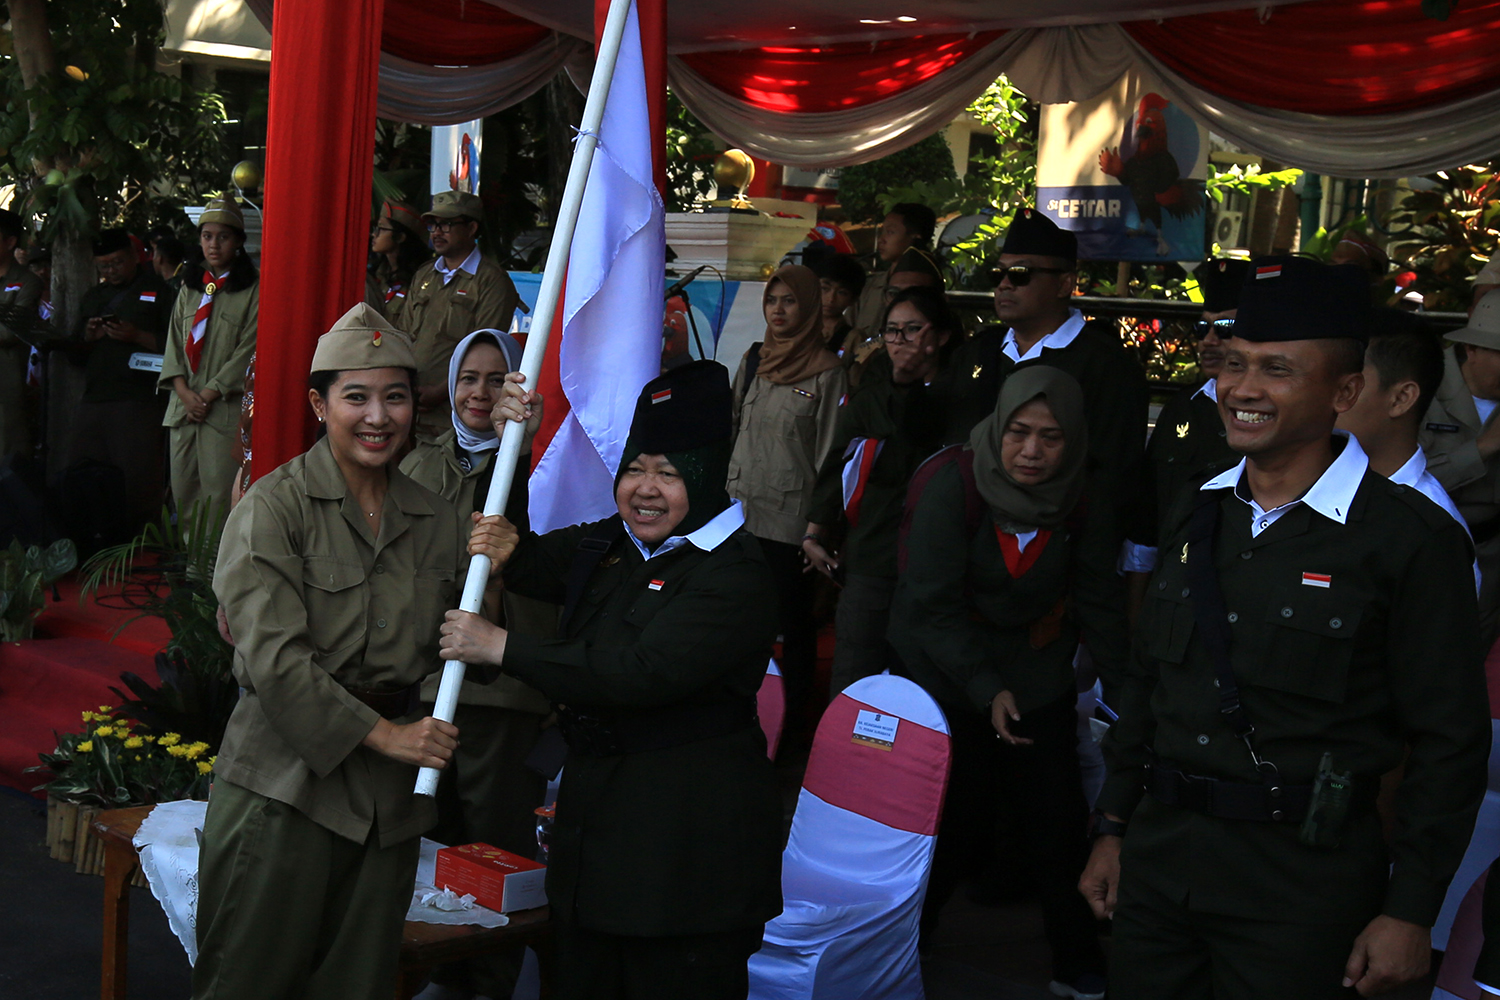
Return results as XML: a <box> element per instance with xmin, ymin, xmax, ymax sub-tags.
<box><xmin>389</xmin><ymin>190</ymin><xmax>519</xmax><ymax>441</ymax></box>
<box><xmin>1080</xmin><ymin>256</ymin><xmax>1489</xmax><ymax>999</ymax></box>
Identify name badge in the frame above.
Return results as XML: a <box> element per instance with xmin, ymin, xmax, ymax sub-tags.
<box><xmin>852</xmin><ymin>709</ymin><xmax>898</xmax><ymax>751</ymax></box>
<box><xmin>1426</xmin><ymin>422</ymin><xmax>1461</xmax><ymax>433</ymax></box>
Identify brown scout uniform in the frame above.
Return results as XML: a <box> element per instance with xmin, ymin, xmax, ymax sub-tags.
<box><xmin>194</xmin><ymin>310</ymin><xmax>462</xmax><ymax>1000</ymax></box>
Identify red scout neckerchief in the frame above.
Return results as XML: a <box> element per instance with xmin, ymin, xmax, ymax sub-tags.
<box><xmin>995</xmin><ymin>525</ymin><xmax>1051</xmax><ymax>578</ymax></box>
<box><xmin>187</xmin><ymin>270</ymin><xmax>228</xmax><ymax>373</ymax></box>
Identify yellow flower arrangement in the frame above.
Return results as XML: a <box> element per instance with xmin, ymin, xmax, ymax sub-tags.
<box><xmin>94</xmin><ymin>726</ymin><xmax>115</xmax><ymax>738</ymax></box>
<box><xmin>196</xmin><ymin>761</ymin><xmax>213</xmax><ymax>775</ymax></box>
<box><xmin>124</xmin><ymin>736</ymin><xmax>144</xmax><ymax>749</ymax></box>
<box><xmin>76</xmin><ymin>741</ymin><xmax>93</xmax><ymax>753</ymax></box>
<box><xmin>159</xmin><ymin>733</ymin><xmax>181</xmax><ymax>747</ymax></box>
<box><xmin>185</xmin><ymin>742</ymin><xmax>209</xmax><ymax>760</ymax></box>
<box><xmin>34</xmin><ymin>710</ymin><xmax>217</xmax><ymax>807</ymax></box>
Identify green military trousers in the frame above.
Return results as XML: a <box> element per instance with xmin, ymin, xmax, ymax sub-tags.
<box><xmin>168</xmin><ymin>398</ymin><xmax>239</xmax><ymax>530</ymax></box>
<box><xmin>191</xmin><ymin>779</ymin><xmax>419</xmax><ymax>1000</ymax></box>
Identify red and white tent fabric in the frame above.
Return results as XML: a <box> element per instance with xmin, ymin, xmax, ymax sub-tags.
<box><xmin>251</xmin><ymin>0</ymin><xmax>1500</xmax><ymax>176</ymax></box>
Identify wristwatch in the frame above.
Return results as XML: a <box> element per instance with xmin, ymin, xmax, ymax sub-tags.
<box><xmin>1090</xmin><ymin>810</ymin><xmax>1128</xmax><ymax>841</ymax></box>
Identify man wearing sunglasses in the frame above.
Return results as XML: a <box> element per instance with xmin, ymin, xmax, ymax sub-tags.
<box><xmin>391</xmin><ymin>189</ymin><xmax>519</xmax><ymax>440</ymax></box>
<box><xmin>1128</xmin><ymin>258</ymin><xmax>1249</xmax><ymax>581</ymax></box>
<box><xmin>947</xmin><ymin>210</ymin><xmax>1150</xmax><ymax>629</ymax></box>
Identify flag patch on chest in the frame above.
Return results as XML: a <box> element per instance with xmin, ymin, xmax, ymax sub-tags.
<box><xmin>648</xmin><ymin>579</ymin><xmax>665</xmax><ymax>591</ymax></box>
<box><xmin>3</xmin><ymin>284</ymin><xmax>20</xmax><ymax>293</ymax></box>
<box><xmin>1256</xmin><ymin>265</ymin><xmax>1282</xmax><ymax>280</ymax></box>
<box><xmin>1301</xmin><ymin>572</ymin><xmax>1331</xmax><ymax>588</ymax></box>
<box><xmin>650</xmin><ymin>389</ymin><xmax>671</xmax><ymax>404</ymax></box>
<box><xmin>139</xmin><ymin>291</ymin><xmax>157</xmax><ymax>302</ymax></box>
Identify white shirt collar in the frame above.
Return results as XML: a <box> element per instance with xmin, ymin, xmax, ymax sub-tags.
<box><xmin>435</xmin><ymin>245</ymin><xmax>481</xmax><ymax>285</ymax></box>
<box><xmin>1389</xmin><ymin>447</ymin><xmax>1427</xmax><ymax>487</ymax></box>
<box><xmin>625</xmin><ymin>499</ymin><xmax>745</xmax><ymax>562</ymax></box>
<box><xmin>1002</xmin><ymin>309</ymin><xmax>1085</xmax><ymax>363</ymax></box>
<box><xmin>1201</xmin><ymin>431</ymin><xmax>1368</xmax><ymax>528</ymax></box>
<box><xmin>1192</xmin><ymin>378</ymin><xmax>1219</xmax><ymax>402</ymax></box>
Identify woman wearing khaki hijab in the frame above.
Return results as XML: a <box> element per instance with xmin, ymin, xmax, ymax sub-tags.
<box><xmin>889</xmin><ymin>366</ymin><xmax>1125</xmax><ymax>999</ymax></box>
<box><xmin>728</xmin><ymin>264</ymin><xmax>847</xmax><ymax>746</ymax></box>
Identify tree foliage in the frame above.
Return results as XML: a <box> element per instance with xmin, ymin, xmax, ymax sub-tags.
<box><xmin>0</xmin><ymin>0</ymin><xmax>230</xmax><ymax>239</ymax></box>
<box><xmin>836</xmin><ymin>131</ymin><xmax>958</xmax><ymax>225</ymax></box>
<box><xmin>1382</xmin><ymin>164</ymin><xmax>1499</xmax><ymax>312</ymax></box>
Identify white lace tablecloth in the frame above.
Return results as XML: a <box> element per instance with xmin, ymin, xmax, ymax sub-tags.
<box><xmin>133</xmin><ymin>800</ymin><xmax>507</xmax><ymax>964</ymax></box>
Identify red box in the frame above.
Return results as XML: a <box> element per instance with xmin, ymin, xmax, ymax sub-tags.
<box><xmin>433</xmin><ymin>843</ymin><xmax>548</xmax><ymax>913</ymax></box>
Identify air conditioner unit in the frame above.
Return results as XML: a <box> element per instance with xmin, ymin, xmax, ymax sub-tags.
<box><xmin>1213</xmin><ymin>209</ymin><xmax>1246</xmax><ymax>249</ymax></box>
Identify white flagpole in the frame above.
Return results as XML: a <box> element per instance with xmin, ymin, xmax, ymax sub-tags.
<box><xmin>416</xmin><ymin>0</ymin><xmax>639</xmax><ymax>797</ymax></box>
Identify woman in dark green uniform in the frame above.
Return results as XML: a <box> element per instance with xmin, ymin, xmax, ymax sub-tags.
<box><xmin>439</xmin><ymin>359</ymin><xmax>782</xmax><ymax>1000</ymax></box>
<box><xmin>889</xmin><ymin>366</ymin><xmax>1125</xmax><ymax>1000</ymax></box>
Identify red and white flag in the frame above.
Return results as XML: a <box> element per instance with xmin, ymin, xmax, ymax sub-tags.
<box><xmin>528</xmin><ymin>0</ymin><xmax>664</xmax><ymax>533</ymax></box>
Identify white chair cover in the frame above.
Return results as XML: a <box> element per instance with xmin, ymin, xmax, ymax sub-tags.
<box><xmin>748</xmin><ymin>673</ymin><xmax>951</xmax><ymax>1000</ymax></box>
<box><xmin>758</xmin><ymin>658</ymin><xmax>786</xmax><ymax>760</ymax></box>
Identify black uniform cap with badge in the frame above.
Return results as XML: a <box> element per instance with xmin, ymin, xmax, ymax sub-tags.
<box><xmin>1193</xmin><ymin>257</ymin><xmax>1251</xmax><ymax>339</ymax></box>
<box><xmin>619</xmin><ymin>359</ymin><xmax>736</xmax><ymax>538</ymax></box>
<box><xmin>889</xmin><ymin>246</ymin><xmax>946</xmax><ymax>288</ymax></box>
<box><xmin>988</xmin><ymin>208</ymin><xmax>1077</xmax><ymax>288</ymax></box>
<box><xmin>1232</xmin><ymin>254</ymin><xmax>1372</xmax><ymax>351</ymax></box>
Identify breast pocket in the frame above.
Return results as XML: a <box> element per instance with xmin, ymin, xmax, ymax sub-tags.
<box><xmin>302</xmin><ymin>556</ymin><xmax>367</xmax><ymax>659</ymax></box>
<box><xmin>1247</xmin><ymin>593</ymin><xmax>1361</xmax><ymax>703</ymax></box>
<box><xmin>1142</xmin><ymin>586</ymin><xmax>1195</xmax><ymax>664</ymax></box>
<box><xmin>409</xmin><ymin>565</ymin><xmax>457</xmax><ymax>638</ymax></box>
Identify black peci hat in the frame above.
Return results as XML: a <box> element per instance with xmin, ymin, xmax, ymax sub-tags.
<box><xmin>92</xmin><ymin>229</ymin><xmax>133</xmax><ymax>257</ymax></box>
<box><xmin>1234</xmin><ymin>255</ymin><xmax>1372</xmax><ymax>344</ymax></box>
<box><xmin>1197</xmin><ymin>258</ymin><xmax>1251</xmax><ymax>313</ymax></box>
<box><xmin>627</xmin><ymin>359</ymin><xmax>734</xmax><ymax>455</ymax></box>
<box><xmin>1001</xmin><ymin>208</ymin><xmax>1077</xmax><ymax>262</ymax></box>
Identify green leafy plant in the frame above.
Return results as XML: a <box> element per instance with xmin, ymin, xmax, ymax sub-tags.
<box><xmin>30</xmin><ymin>706</ymin><xmax>214</xmax><ymax>806</ymax></box>
<box><xmin>0</xmin><ymin>538</ymin><xmax>78</xmax><ymax>642</ymax></box>
<box><xmin>1382</xmin><ymin>164</ymin><xmax>1500</xmax><ymax>312</ymax></box>
<box><xmin>1205</xmin><ymin>162</ymin><xmax>1303</xmax><ymax>205</ymax></box>
<box><xmin>837</xmin><ymin>132</ymin><xmax>958</xmax><ymax>224</ymax></box>
<box><xmin>665</xmin><ymin>90</ymin><xmax>720</xmax><ymax>212</ymax></box>
<box><xmin>79</xmin><ymin>500</ymin><xmax>236</xmax><ymax>747</ymax></box>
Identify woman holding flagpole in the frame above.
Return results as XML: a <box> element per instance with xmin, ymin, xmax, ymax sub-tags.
<box><xmin>439</xmin><ymin>360</ymin><xmax>784</xmax><ymax>1000</ymax></box>
<box><xmin>159</xmin><ymin>193</ymin><xmax>259</xmax><ymax>529</ymax></box>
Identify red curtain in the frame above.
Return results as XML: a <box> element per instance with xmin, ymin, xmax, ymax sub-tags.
<box><xmin>381</xmin><ymin>0</ymin><xmax>550</xmax><ymax>65</ymax></box>
<box><xmin>675</xmin><ymin>30</ymin><xmax>1005</xmax><ymax>113</ymax></box>
<box><xmin>253</xmin><ymin>0</ymin><xmax>385</xmax><ymax>478</ymax></box>
<box><xmin>1127</xmin><ymin>0</ymin><xmax>1500</xmax><ymax>115</ymax></box>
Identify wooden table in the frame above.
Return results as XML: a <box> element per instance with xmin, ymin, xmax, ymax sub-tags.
<box><xmin>92</xmin><ymin>806</ymin><xmax>553</xmax><ymax>1000</ymax></box>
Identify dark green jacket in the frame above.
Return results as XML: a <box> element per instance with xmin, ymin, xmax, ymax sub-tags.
<box><xmin>806</xmin><ymin>374</ymin><xmax>952</xmax><ymax>579</ymax></box>
<box><xmin>889</xmin><ymin>460</ymin><xmax>1129</xmax><ymax>716</ymax></box>
<box><xmin>1140</xmin><ymin>382</ymin><xmax>1237</xmax><ymax>546</ymax></box>
<box><xmin>492</xmin><ymin>518</ymin><xmax>783</xmax><ymax>935</ymax></box>
<box><xmin>942</xmin><ymin>321</ymin><xmax>1150</xmax><ymax>539</ymax></box>
<box><xmin>1101</xmin><ymin>468</ymin><xmax>1489</xmax><ymax>926</ymax></box>
<box><xmin>71</xmin><ymin>267</ymin><xmax>172</xmax><ymax>403</ymax></box>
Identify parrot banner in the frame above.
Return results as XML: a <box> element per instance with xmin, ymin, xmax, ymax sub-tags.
<box><xmin>1036</xmin><ymin>69</ymin><xmax>1208</xmax><ymax>263</ymax></box>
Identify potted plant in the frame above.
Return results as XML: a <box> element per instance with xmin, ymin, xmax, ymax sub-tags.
<box><xmin>29</xmin><ymin>706</ymin><xmax>215</xmax><ymax>877</ymax></box>
<box><xmin>0</xmin><ymin>538</ymin><xmax>78</xmax><ymax>642</ymax></box>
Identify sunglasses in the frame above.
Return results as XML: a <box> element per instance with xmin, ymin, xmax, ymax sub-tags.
<box><xmin>1193</xmin><ymin>318</ymin><xmax>1235</xmax><ymax>339</ymax></box>
<box><xmin>988</xmin><ymin>265</ymin><xmax>1073</xmax><ymax>288</ymax></box>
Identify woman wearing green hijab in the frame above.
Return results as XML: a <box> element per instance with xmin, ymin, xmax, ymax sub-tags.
<box><xmin>889</xmin><ymin>365</ymin><xmax>1126</xmax><ymax>1000</ymax></box>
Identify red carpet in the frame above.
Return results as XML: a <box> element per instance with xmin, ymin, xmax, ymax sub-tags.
<box><xmin>0</xmin><ymin>574</ymin><xmax>166</xmax><ymax>796</ymax></box>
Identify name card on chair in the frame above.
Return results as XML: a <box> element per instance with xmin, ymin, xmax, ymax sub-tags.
<box><xmin>852</xmin><ymin>710</ymin><xmax>899</xmax><ymax>751</ymax></box>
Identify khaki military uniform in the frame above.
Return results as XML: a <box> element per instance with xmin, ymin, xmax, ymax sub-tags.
<box><xmin>0</xmin><ymin>261</ymin><xmax>43</xmax><ymax>458</ymax></box>
<box><xmin>159</xmin><ymin>278</ymin><xmax>258</xmax><ymax>526</ymax></box>
<box><xmin>195</xmin><ymin>436</ymin><xmax>461</xmax><ymax>1000</ymax></box>
<box><xmin>1101</xmin><ymin>440</ymin><xmax>1489</xmax><ymax>999</ymax></box>
<box><xmin>849</xmin><ymin>267</ymin><xmax>889</xmax><ymax>337</ymax></box>
<box><xmin>388</xmin><ymin>254</ymin><xmax>518</xmax><ymax>440</ymax></box>
<box><xmin>1420</xmin><ymin>348</ymin><xmax>1500</xmax><ymax>640</ymax></box>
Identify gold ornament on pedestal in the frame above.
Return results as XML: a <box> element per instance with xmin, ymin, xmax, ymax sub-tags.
<box><xmin>712</xmin><ymin>150</ymin><xmax>756</xmax><ymax>210</ymax></box>
<box><xmin>232</xmin><ymin>160</ymin><xmax>262</xmax><ymax>193</ymax></box>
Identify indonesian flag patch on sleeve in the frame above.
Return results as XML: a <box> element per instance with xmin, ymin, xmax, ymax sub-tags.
<box><xmin>1301</xmin><ymin>572</ymin><xmax>1331</xmax><ymax>588</ymax></box>
<box><xmin>139</xmin><ymin>291</ymin><xmax>157</xmax><ymax>302</ymax></box>
<box><xmin>648</xmin><ymin>579</ymin><xmax>665</xmax><ymax>591</ymax></box>
<box><xmin>3</xmin><ymin>284</ymin><xmax>21</xmax><ymax>294</ymax></box>
<box><xmin>650</xmin><ymin>389</ymin><xmax>671</xmax><ymax>405</ymax></box>
<box><xmin>1256</xmin><ymin>265</ymin><xmax>1282</xmax><ymax>280</ymax></box>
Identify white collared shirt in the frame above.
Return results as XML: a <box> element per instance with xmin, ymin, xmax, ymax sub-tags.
<box><xmin>1389</xmin><ymin>446</ymin><xmax>1481</xmax><ymax>594</ymax></box>
<box><xmin>434</xmin><ymin>245</ymin><xmax>481</xmax><ymax>287</ymax></box>
<box><xmin>1002</xmin><ymin>309</ymin><xmax>1086</xmax><ymax>364</ymax></box>
<box><xmin>1200</xmin><ymin>431</ymin><xmax>1369</xmax><ymax>538</ymax></box>
<box><xmin>624</xmin><ymin>499</ymin><xmax>746</xmax><ymax>562</ymax></box>
<box><xmin>1192</xmin><ymin>378</ymin><xmax>1219</xmax><ymax>403</ymax></box>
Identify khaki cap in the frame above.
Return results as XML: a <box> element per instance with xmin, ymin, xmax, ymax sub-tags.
<box><xmin>424</xmin><ymin>190</ymin><xmax>483</xmax><ymax>221</ymax></box>
<box><xmin>1449</xmin><ymin>290</ymin><xmax>1500</xmax><ymax>351</ymax></box>
<box><xmin>1476</xmin><ymin>252</ymin><xmax>1500</xmax><ymax>288</ymax></box>
<box><xmin>309</xmin><ymin>304</ymin><xmax>418</xmax><ymax>373</ymax></box>
<box><xmin>381</xmin><ymin>200</ymin><xmax>427</xmax><ymax>241</ymax></box>
<box><xmin>198</xmin><ymin>192</ymin><xmax>245</xmax><ymax>232</ymax></box>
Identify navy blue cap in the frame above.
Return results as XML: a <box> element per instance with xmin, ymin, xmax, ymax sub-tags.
<box><xmin>1234</xmin><ymin>255</ymin><xmax>1372</xmax><ymax>343</ymax></box>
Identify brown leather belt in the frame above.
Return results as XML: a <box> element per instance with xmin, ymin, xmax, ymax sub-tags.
<box><xmin>346</xmin><ymin>682</ymin><xmax>420</xmax><ymax>720</ymax></box>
